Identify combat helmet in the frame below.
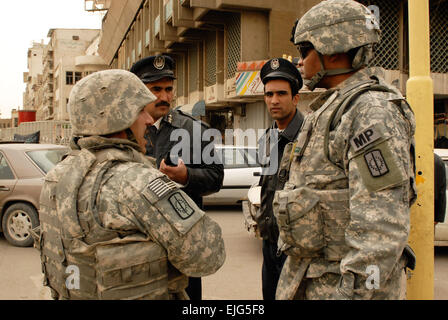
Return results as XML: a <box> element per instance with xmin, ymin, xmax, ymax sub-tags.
<box><xmin>293</xmin><ymin>0</ymin><xmax>381</xmax><ymax>90</ymax></box>
<box><xmin>68</xmin><ymin>69</ymin><xmax>156</xmax><ymax>136</ymax></box>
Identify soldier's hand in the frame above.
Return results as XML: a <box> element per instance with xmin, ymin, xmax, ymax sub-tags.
<box><xmin>160</xmin><ymin>158</ymin><xmax>189</xmax><ymax>185</ymax></box>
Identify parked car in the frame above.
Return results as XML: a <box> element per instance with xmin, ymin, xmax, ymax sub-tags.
<box><xmin>0</xmin><ymin>143</ymin><xmax>68</xmax><ymax>247</ymax></box>
<box><xmin>203</xmin><ymin>145</ymin><xmax>261</xmax><ymax>206</ymax></box>
<box><xmin>435</xmin><ymin>148</ymin><xmax>448</xmax><ymax>246</ymax></box>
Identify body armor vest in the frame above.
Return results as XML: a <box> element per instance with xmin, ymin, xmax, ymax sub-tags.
<box><xmin>273</xmin><ymin>78</ymin><xmax>416</xmax><ymax>261</ymax></box>
<box><xmin>35</xmin><ymin>144</ymin><xmax>184</xmax><ymax>300</ymax></box>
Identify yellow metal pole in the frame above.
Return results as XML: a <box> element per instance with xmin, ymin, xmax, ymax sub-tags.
<box><xmin>406</xmin><ymin>0</ymin><xmax>434</xmax><ymax>300</ymax></box>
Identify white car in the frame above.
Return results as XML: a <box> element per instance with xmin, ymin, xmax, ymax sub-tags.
<box><xmin>435</xmin><ymin>148</ymin><xmax>448</xmax><ymax>246</ymax></box>
<box><xmin>203</xmin><ymin>145</ymin><xmax>261</xmax><ymax>206</ymax></box>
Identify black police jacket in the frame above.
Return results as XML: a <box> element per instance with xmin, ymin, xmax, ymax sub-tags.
<box><xmin>145</xmin><ymin>109</ymin><xmax>224</xmax><ymax>208</ymax></box>
<box><xmin>257</xmin><ymin>109</ymin><xmax>304</xmax><ymax>242</ymax></box>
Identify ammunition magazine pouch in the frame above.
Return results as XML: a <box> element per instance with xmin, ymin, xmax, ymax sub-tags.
<box><xmin>95</xmin><ymin>241</ymin><xmax>169</xmax><ymax>300</ymax></box>
<box><xmin>273</xmin><ymin>186</ymin><xmax>350</xmax><ymax>261</ymax></box>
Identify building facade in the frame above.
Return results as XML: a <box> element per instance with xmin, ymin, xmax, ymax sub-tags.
<box><xmin>23</xmin><ymin>42</ymin><xmax>45</xmax><ymax>116</ymax></box>
<box><xmin>92</xmin><ymin>0</ymin><xmax>447</xmax><ymax>145</ymax></box>
<box><xmin>0</xmin><ymin>119</ymin><xmax>12</xmax><ymax>130</ymax></box>
<box><xmin>22</xmin><ymin>29</ymin><xmax>109</xmax><ymax>122</ymax></box>
<box><xmin>40</xmin><ymin>28</ymin><xmax>109</xmax><ymax>121</ymax></box>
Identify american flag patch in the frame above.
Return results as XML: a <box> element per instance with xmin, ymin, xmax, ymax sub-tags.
<box><xmin>147</xmin><ymin>177</ymin><xmax>178</xmax><ymax>198</ymax></box>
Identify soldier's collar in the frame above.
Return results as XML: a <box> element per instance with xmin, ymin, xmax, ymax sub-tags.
<box><xmin>335</xmin><ymin>67</ymin><xmax>374</xmax><ymax>91</ymax></box>
<box><xmin>76</xmin><ymin>136</ymin><xmax>141</xmax><ymax>153</ymax></box>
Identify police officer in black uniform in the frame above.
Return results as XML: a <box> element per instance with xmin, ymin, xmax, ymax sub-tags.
<box><xmin>256</xmin><ymin>58</ymin><xmax>304</xmax><ymax>300</ymax></box>
<box><xmin>130</xmin><ymin>55</ymin><xmax>224</xmax><ymax>300</ymax></box>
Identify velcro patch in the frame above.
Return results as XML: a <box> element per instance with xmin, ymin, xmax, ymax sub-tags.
<box><xmin>147</xmin><ymin>176</ymin><xmax>177</xmax><ymax>199</ymax></box>
<box><xmin>353</xmin><ymin>139</ymin><xmax>405</xmax><ymax>192</ymax></box>
<box><xmin>350</xmin><ymin>125</ymin><xmax>382</xmax><ymax>153</ymax></box>
<box><xmin>364</xmin><ymin>149</ymin><xmax>389</xmax><ymax>177</ymax></box>
<box><xmin>169</xmin><ymin>193</ymin><xmax>195</xmax><ymax>220</ymax></box>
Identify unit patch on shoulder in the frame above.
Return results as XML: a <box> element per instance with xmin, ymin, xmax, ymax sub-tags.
<box><xmin>353</xmin><ymin>138</ymin><xmax>406</xmax><ymax>193</ymax></box>
<box><xmin>169</xmin><ymin>193</ymin><xmax>195</xmax><ymax>220</ymax></box>
<box><xmin>364</xmin><ymin>149</ymin><xmax>389</xmax><ymax>177</ymax></box>
<box><xmin>350</xmin><ymin>125</ymin><xmax>382</xmax><ymax>153</ymax></box>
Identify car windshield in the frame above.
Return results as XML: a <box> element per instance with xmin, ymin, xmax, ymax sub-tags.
<box><xmin>26</xmin><ymin>149</ymin><xmax>67</xmax><ymax>174</ymax></box>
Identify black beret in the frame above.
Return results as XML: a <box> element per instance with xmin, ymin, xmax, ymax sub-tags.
<box><xmin>130</xmin><ymin>55</ymin><xmax>176</xmax><ymax>83</ymax></box>
<box><xmin>260</xmin><ymin>58</ymin><xmax>303</xmax><ymax>91</ymax></box>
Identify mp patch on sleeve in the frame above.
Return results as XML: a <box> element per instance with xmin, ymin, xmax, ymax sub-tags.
<box><xmin>350</xmin><ymin>125</ymin><xmax>382</xmax><ymax>153</ymax></box>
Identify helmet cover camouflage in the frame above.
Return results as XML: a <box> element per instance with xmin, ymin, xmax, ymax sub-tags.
<box><xmin>69</xmin><ymin>70</ymin><xmax>156</xmax><ymax>136</ymax></box>
<box><xmin>294</xmin><ymin>0</ymin><xmax>381</xmax><ymax>55</ymax></box>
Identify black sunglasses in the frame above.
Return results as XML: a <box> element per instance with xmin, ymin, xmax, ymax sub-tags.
<box><xmin>296</xmin><ymin>42</ymin><xmax>314</xmax><ymax>60</ymax></box>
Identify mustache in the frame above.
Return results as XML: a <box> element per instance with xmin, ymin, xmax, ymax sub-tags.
<box><xmin>156</xmin><ymin>101</ymin><xmax>170</xmax><ymax>107</ymax></box>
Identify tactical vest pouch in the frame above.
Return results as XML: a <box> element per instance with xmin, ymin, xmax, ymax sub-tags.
<box><xmin>274</xmin><ymin>187</ymin><xmax>351</xmax><ymax>261</ymax></box>
<box><xmin>318</xmin><ymin>189</ymin><xmax>350</xmax><ymax>261</ymax></box>
<box><xmin>273</xmin><ymin>187</ymin><xmax>324</xmax><ymax>257</ymax></box>
<box><xmin>95</xmin><ymin>241</ymin><xmax>169</xmax><ymax>300</ymax></box>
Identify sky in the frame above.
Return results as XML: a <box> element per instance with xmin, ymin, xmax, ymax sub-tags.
<box><xmin>0</xmin><ymin>0</ymin><xmax>102</xmax><ymax>119</ymax></box>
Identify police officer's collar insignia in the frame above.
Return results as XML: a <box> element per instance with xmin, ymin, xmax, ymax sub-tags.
<box><xmin>169</xmin><ymin>193</ymin><xmax>194</xmax><ymax>220</ymax></box>
<box><xmin>154</xmin><ymin>56</ymin><xmax>165</xmax><ymax>70</ymax></box>
<box><xmin>271</xmin><ymin>58</ymin><xmax>280</xmax><ymax>70</ymax></box>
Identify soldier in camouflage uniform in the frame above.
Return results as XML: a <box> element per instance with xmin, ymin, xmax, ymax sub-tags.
<box><xmin>34</xmin><ymin>70</ymin><xmax>225</xmax><ymax>300</ymax></box>
<box><xmin>130</xmin><ymin>55</ymin><xmax>225</xmax><ymax>300</ymax></box>
<box><xmin>272</xmin><ymin>0</ymin><xmax>416</xmax><ymax>300</ymax></box>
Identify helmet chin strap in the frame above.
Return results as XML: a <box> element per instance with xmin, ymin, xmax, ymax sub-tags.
<box><xmin>125</xmin><ymin>128</ymin><xmax>138</xmax><ymax>144</ymax></box>
<box><xmin>304</xmin><ymin>52</ymin><xmax>357</xmax><ymax>91</ymax></box>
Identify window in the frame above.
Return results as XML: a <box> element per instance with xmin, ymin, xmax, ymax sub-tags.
<box><xmin>75</xmin><ymin>72</ymin><xmax>82</xmax><ymax>83</ymax></box>
<box><xmin>0</xmin><ymin>154</ymin><xmax>15</xmax><ymax>180</ymax></box>
<box><xmin>26</xmin><ymin>149</ymin><xmax>68</xmax><ymax>174</ymax></box>
<box><xmin>66</xmin><ymin>71</ymin><xmax>74</xmax><ymax>85</ymax></box>
<box><xmin>72</xmin><ymin>35</ymin><xmax>79</xmax><ymax>40</ymax></box>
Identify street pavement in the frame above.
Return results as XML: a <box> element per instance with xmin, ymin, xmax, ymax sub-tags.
<box><xmin>0</xmin><ymin>205</ymin><xmax>447</xmax><ymax>300</ymax></box>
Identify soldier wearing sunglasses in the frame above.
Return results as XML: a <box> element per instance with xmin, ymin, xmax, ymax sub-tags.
<box><xmin>273</xmin><ymin>0</ymin><xmax>416</xmax><ymax>300</ymax></box>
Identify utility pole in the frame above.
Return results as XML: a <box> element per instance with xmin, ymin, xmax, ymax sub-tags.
<box><xmin>406</xmin><ymin>0</ymin><xmax>434</xmax><ymax>300</ymax></box>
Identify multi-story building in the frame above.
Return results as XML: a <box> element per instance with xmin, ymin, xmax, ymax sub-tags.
<box><xmin>23</xmin><ymin>42</ymin><xmax>45</xmax><ymax>115</ymax></box>
<box><xmin>39</xmin><ymin>28</ymin><xmax>109</xmax><ymax>121</ymax></box>
<box><xmin>93</xmin><ymin>0</ymin><xmax>447</xmax><ymax>145</ymax></box>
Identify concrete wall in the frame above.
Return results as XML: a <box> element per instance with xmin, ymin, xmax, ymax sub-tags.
<box><xmin>241</xmin><ymin>11</ymin><xmax>269</xmax><ymax>61</ymax></box>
